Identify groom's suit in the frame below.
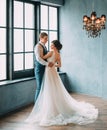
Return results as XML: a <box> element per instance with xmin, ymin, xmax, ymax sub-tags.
<box><xmin>34</xmin><ymin>42</ymin><xmax>48</xmax><ymax>101</ymax></box>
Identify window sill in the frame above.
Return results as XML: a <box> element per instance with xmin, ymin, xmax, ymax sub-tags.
<box><xmin>0</xmin><ymin>71</ymin><xmax>66</xmax><ymax>86</ymax></box>
<box><xmin>0</xmin><ymin>77</ymin><xmax>35</xmax><ymax>86</ymax></box>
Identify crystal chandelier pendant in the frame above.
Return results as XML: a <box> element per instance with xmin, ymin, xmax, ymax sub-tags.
<box><xmin>83</xmin><ymin>11</ymin><xmax>106</xmax><ymax>38</ymax></box>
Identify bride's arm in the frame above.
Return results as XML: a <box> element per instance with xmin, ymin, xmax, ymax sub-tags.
<box><xmin>40</xmin><ymin>51</ymin><xmax>53</xmax><ymax>59</ymax></box>
<box><xmin>55</xmin><ymin>54</ymin><xmax>61</xmax><ymax>67</ymax></box>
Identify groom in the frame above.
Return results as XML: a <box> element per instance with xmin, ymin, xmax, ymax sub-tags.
<box><xmin>34</xmin><ymin>32</ymin><xmax>53</xmax><ymax>102</ymax></box>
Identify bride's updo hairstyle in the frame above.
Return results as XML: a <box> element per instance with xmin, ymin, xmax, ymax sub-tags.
<box><xmin>52</xmin><ymin>40</ymin><xmax>62</xmax><ymax>51</ymax></box>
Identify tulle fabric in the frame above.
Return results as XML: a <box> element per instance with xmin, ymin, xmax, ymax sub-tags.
<box><xmin>25</xmin><ymin>52</ymin><xmax>98</xmax><ymax>126</ymax></box>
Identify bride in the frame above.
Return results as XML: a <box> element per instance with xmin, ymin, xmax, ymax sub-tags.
<box><xmin>26</xmin><ymin>40</ymin><xmax>98</xmax><ymax>126</ymax></box>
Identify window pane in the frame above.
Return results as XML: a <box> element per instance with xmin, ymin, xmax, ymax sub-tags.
<box><xmin>0</xmin><ymin>28</ymin><xmax>6</xmax><ymax>53</ymax></box>
<box><xmin>25</xmin><ymin>3</ymin><xmax>34</xmax><ymax>28</ymax></box>
<box><xmin>0</xmin><ymin>0</ymin><xmax>6</xmax><ymax>26</ymax></box>
<box><xmin>49</xmin><ymin>31</ymin><xmax>57</xmax><ymax>44</ymax></box>
<box><xmin>14</xmin><ymin>54</ymin><xmax>23</xmax><ymax>71</ymax></box>
<box><xmin>41</xmin><ymin>5</ymin><xmax>48</xmax><ymax>29</ymax></box>
<box><xmin>14</xmin><ymin>1</ymin><xmax>23</xmax><ymax>27</ymax></box>
<box><xmin>49</xmin><ymin>7</ymin><xmax>57</xmax><ymax>30</ymax></box>
<box><xmin>0</xmin><ymin>55</ymin><xmax>6</xmax><ymax>80</ymax></box>
<box><xmin>14</xmin><ymin>29</ymin><xmax>23</xmax><ymax>52</ymax></box>
<box><xmin>25</xmin><ymin>30</ymin><xmax>34</xmax><ymax>51</ymax></box>
<box><xmin>25</xmin><ymin>53</ymin><xmax>33</xmax><ymax>69</ymax></box>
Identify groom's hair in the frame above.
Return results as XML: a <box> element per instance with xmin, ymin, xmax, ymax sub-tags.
<box><xmin>39</xmin><ymin>32</ymin><xmax>48</xmax><ymax>38</ymax></box>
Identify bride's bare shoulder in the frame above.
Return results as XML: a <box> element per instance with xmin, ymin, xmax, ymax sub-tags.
<box><xmin>57</xmin><ymin>52</ymin><xmax>61</xmax><ymax>60</ymax></box>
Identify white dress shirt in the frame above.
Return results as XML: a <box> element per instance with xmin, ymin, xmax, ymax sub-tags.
<box><xmin>34</xmin><ymin>42</ymin><xmax>48</xmax><ymax>66</ymax></box>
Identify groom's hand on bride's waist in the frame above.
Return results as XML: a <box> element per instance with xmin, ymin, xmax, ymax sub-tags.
<box><xmin>48</xmin><ymin>62</ymin><xmax>54</xmax><ymax>67</ymax></box>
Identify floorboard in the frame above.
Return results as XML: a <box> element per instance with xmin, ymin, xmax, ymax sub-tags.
<box><xmin>0</xmin><ymin>93</ymin><xmax>107</xmax><ymax>130</ymax></box>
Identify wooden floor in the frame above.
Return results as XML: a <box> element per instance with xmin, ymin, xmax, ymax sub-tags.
<box><xmin>0</xmin><ymin>93</ymin><xmax>107</xmax><ymax>130</ymax></box>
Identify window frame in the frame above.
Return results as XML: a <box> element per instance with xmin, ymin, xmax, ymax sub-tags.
<box><xmin>0</xmin><ymin>0</ymin><xmax>7</xmax><ymax>81</ymax></box>
<box><xmin>0</xmin><ymin>0</ymin><xmax>59</xmax><ymax>82</ymax></box>
<box><xmin>40</xmin><ymin>4</ymin><xmax>59</xmax><ymax>51</ymax></box>
<box><xmin>40</xmin><ymin>4</ymin><xmax>60</xmax><ymax>71</ymax></box>
<box><xmin>12</xmin><ymin>0</ymin><xmax>37</xmax><ymax>79</ymax></box>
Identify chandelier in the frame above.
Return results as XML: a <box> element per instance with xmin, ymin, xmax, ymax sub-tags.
<box><xmin>83</xmin><ymin>12</ymin><xmax>106</xmax><ymax>38</ymax></box>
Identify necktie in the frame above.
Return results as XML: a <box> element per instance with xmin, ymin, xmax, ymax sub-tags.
<box><xmin>44</xmin><ymin>46</ymin><xmax>47</xmax><ymax>52</ymax></box>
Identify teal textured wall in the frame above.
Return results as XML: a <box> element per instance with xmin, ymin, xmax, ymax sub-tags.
<box><xmin>60</xmin><ymin>0</ymin><xmax>107</xmax><ymax>99</ymax></box>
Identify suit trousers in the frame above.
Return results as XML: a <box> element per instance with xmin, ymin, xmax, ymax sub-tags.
<box><xmin>34</xmin><ymin>66</ymin><xmax>45</xmax><ymax>102</ymax></box>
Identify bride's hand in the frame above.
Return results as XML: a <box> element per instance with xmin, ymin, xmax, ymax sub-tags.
<box><xmin>48</xmin><ymin>62</ymin><xmax>54</xmax><ymax>67</ymax></box>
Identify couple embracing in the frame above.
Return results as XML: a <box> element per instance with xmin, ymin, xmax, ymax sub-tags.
<box><xmin>26</xmin><ymin>32</ymin><xmax>98</xmax><ymax>126</ymax></box>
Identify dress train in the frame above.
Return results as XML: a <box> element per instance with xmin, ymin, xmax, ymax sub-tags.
<box><xmin>25</xmin><ymin>52</ymin><xmax>98</xmax><ymax>126</ymax></box>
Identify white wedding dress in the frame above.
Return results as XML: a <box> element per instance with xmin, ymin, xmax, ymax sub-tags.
<box><xmin>26</xmin><ymin>52</ymin><xmax>98</xmax><ymax>126</ymax></box>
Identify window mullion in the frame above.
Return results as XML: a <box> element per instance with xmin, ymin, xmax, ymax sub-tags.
<box><xmin>23</xmin><ymin>2</ymin><xmax>25</xmax><ymax>70</ymax></box>
<box><xmin>8</xmin><ymin>0</ymin><xmax>14</xmax><ymax>80</ymax></box>
<box><xmin>48</xmin><ymin>6</ymin><xmax>50</xmax><ymax>50</ymax></box>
